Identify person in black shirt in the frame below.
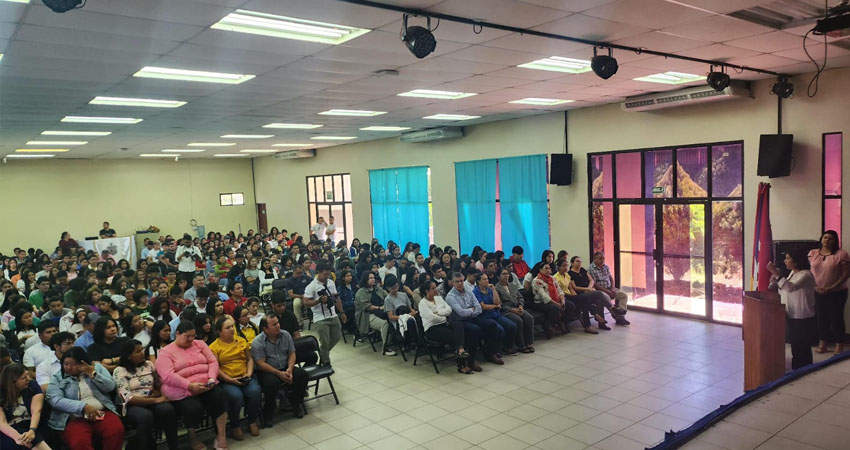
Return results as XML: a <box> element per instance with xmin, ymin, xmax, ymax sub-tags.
<box><xmin>270</xmin><ymin>291</ymin><xmax>317</xmax><ymax>366</ymax></box>
<box><xmin>86</xmin><ymin>316</ymin><xmax>128</xmax><ymax>374</ymax></box>
<box><xmin>285</xmin><ymin>266</ymin><xmax>312</xmax><ymax>324</ymax></box>
<box><xmin>99</xmin><ymin>222</ymin><xmax>116</xmax><ymax>238</ymax></box>
<box><xmin>567</xmin><ymin>256</ymin><xmax>620</xmax><ymax>329</ymax></box>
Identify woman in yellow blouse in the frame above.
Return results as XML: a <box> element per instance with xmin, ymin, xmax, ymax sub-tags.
<box><xmin>208</xmin><ymin>317</ymin><xmax>261</xmax><ymax>440</ymax></box>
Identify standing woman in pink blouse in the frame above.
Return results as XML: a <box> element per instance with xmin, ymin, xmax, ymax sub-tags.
<box><xmin>808</xmin><ymin>230</ymin><xmax>850</xmax><ymax>355</ymax></box>
<box><xmin>155</xmin><ymin>320</ymin><xmax>229</xmax><ymax>450</ymax></box>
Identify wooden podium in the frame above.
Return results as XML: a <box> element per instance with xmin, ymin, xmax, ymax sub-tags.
<box><xmin>743</xmin><ymin>291</ymin><xmax>786</xmax><ymax>390</ymax></box>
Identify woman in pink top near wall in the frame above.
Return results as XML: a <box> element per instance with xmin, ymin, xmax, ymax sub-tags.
<box><xmin>155</xmin><ymin>320</ymin><xmax>229</xmax><ymax>450</ymax></box>
<box><xmin>808</xmin><ymin>230</ymin><xmax>850</xmax><ymax>355</ymax></box>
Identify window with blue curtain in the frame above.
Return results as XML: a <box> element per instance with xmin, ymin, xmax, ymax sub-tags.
<box><xmin>499</xmin><ymin>155</ymin><xmax>550</xmax><ymax>261</ymax></box>
<box><xmin>369</xmin><ymin>166</ymin><xmax>430</xmax><ymax>249</ymax></box>
<box><xmin>455</xmin><ymin>160</ymin><xmax>497</xmax><ymax>255</ymax></box>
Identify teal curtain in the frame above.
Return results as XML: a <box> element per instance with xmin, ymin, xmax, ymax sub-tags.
<box><xmin>369</xmin><ymin>166</ymin><xmax>429</xmax><ymax>248</ymax></box>
<box><xmin>499</xmin><ymin>155</ymin><xmax>550</xmax><ymax>261</ymax></box>
<box><xmin>455</xmin><ymin>160</ymin><xmax>497</xmax><ymax>255</ymax></box>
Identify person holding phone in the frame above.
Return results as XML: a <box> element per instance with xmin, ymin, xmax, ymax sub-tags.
<box><xmin>155</xmin><ymin>321</ymin><xmax>228</xmax><ymax>450</ymax></box>
<box><xmin>209</xmin><ymin>317</ymin><xmax>261</xmax><ymax>439</ymax></box>
<box><xmin>46</xmin><ymin>347</ymin><xmax>125</xmax><ymax>450</ymax></box>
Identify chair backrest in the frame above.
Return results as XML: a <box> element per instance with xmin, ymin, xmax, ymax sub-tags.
<box><xmin>298</xmin><ymin>334</ymin><xmax>320</xmax><ymax>354</ymax></box>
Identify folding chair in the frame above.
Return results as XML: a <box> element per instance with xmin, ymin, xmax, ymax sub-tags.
<box><xmin>299</xmin><ymin>335</ymin><xmax>340</xmax><ymax>405</ymax></box>
<box><xmin>412</xmin><ymin>317</ymin><xmax>455</xmax><ymax>374</ymax></box>
<box><xmin>388</xmin><ymin>320</ymin><xmax>408</xmax><ymax>362</ymax></box>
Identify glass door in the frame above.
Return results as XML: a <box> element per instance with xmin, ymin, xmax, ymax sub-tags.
<box><xmin>660</xmin><ymin>203</ymin><xmax>708</xmax><ymax>318</ymax></box>
<box><xmin>618</xmin><ymin>203</ymin><xmax>659</xmax><ymax>310</ymax></box>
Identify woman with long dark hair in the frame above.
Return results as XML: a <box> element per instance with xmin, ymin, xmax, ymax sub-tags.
<box><xmin>0</xmin><ymin>363</ymin><xmax>49</xmax><ymax>450</ymax></box>
<box><xmin>146</xmin><ymin>321</ymin><xmax>171</xmax><ymax>364</ymax></box>
<box><xmin>113</xmin><ymin>339</ymin><xmax>179</xmax><ymax>450</ymax></box>
<box><xmin>209</xmin><ymin>317</ymin><xmax>261</xmax><ymax>439</ymax></box>
<box><xmin>808</xmin><ymin>230</ymin><xmax>850</xmax><ymax>355</ymax></box>
<box><xmin>233</xmin><ymin>306</ymin><xmax>258</xmax><ymax>343</ymax></box>
<box><xmin>768</xmin><ymin>250</ymin><xmax>817</xmax><ymax>369</ymax></box>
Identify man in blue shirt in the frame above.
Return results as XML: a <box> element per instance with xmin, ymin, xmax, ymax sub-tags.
<box><xmin>445</xmin><ymin>272</ymin><xmax>503</xmax><ymax>369</ymax></box>
<box><xmin>73</xmin><ymin>313</ymin><xmax>99</xmax><ymax>349</ymax></box>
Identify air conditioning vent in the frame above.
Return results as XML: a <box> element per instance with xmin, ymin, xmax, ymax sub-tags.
<box><xmin>621</xmin><ymin>82</ymin><xmax>752</xmax><ymax>112</ymax></box>
<box><xmin>399</xmin><ymin>127</ymin><xmax>464</xmax><ymax>143</ymax></box>
<box><xmin>272</xmin><ymin>149</ymin><xmax>315</xmax><ymax>160</ymax></box>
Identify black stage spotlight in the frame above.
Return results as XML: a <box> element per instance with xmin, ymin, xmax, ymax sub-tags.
<box><xmin>401</xmin><ymin>14</ymin><xmax>437</xmax><ymax>59</ymax></box>
<box><xmin>42</xmin><ymin>0</ymin><xmax>83</xmax><ymax>13</ymax></box>
<box><xmin>591</xmin><ymin>47</ymin><xmax>618</xmax><ymax>80</ymax></box>
<box><xmin>771</xmin><ymin>75</ymin><xmax>794</xmax><ymax>98</ymax></box>
<box><xmin>706</xmin><ymin>65</ymin><xmax>731</xmax><ymax>91</ymax></box>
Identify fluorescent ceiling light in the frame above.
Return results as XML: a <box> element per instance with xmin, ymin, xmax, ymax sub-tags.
<box><xmin>15</xmin><ymin>148</ymin><xmax>69</xmax><ymax>153</ymax></box>
<box><xmin>5</xmin><ymin>154</ymin><xmax>54</xmax><ymax>158</ymax></box>
<box><xmin>634</xmin><ymin>71</ymin><xmax>703</xmax><ymax>85</ymax></box>
<box><xmin>133</xmin><ymin>66</ymin><xmax>255</xmax><ymax>84</ymax></box>
<box><xmin>61</xmin><ymin>116</ymin><xmax>142</xmax><ymax>124</ymax></box>
<box><xmin>272</xmin><ymin>143</ymin><xmax>314</xmax><ymax>147</ymax></box>
<box><xmin>161</xmin><ymin>149</ymin><xmax>206</xmax><ymax>153</ymax></box>
<box><xmin>262</xmin><ymin>123</ymin><xmax>323</xmax><ymax>129</ymax></box>
<box><xmin>360</xmin><ymin>126</ymin><xmax>411</xmax><ymax>131</ymax></box>
<box><xmin>211</xmin><ymin>9</ymin><xmax>370</xmax><ymax>45</ymax></box>
<box><xmin>139</xmin><ymin>154</ymin><xmax>173</xmax><ymax>157</ymax></box>
<box><xmin>310</xmin><ymin>136</ymin><xmax>357</xmax><ymax>141</ymax></box>
<box><xmin>518</xmin><ymin>56</ymin><xmax>592</xmax><ymax>73</ymax></box>
<box><xmin>422</xmin><ymin>114</ymin><xmax>480</xmax><ymax>121</ymax></box>
<box><xmin>89</xmin><ymin>96</ymin><xmax>186</xmax><ymax>108</ymax></box>
<box><xmin>318</xmin><ymin>109</ymin><xmax>386</xmax><ymax>117</ymax></box>
<box><xmin>214</xmin><ymin>154</ymin><xmax>248</xmax><ymax>157</ymax></box>
<box><xmin>239</xmin><ymin>149</ymin><xmax>279</xmax><ymax>153</ymax></box>
<box><xmin>42</xmin><ymin>130</ymin><xmax>112</xmax><ymax>136</ymax></box>
<box><xmin>187</xmin><ymin>143</ymin><xmax>235</xmax><ymax>147</ymax></box>
<box><xmin>1</xmin><ymin>0</ymin><xmax>29</xmax><ymax>3</ymax></box>
<box><xmin>0</xmin><ymin>54</ymin><xmax>3</xmax><ymax>64</ymax></box>
<box><xmin>509</xmin><ymin>98</ymin><xmax>574</xmax><ymax>106</ymax></box>
<box><xmin>397</xmin><ymin>89</ymin><xmax>477</xmax><ymax>100</ymax></box>
<box><xmin>25</xmin><ymin>141</ymin><xmax>87</xmax><ymax>146</ymax></box>
<box><xmin>220</xmin><ymin>134</ymin><xmax>274</xmax><ymax>139</ymax></box>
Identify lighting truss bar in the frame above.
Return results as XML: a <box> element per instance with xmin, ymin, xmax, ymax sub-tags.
<box><xmin>335</xmin><ymin>0</ymin><xmax>783</xmax><ymax>77</ymax></box>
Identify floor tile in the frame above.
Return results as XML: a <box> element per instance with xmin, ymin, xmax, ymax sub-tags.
<box><xmin>754</xmin><ymin>435</ymin><xmax>828</xmax><ymax>450</ymax></box>
<box><xmin>422</xmin><ymin>434</ymin><xmax>473</xmax><ymax>450</ymax></box>
<box><xmin>314</xmin><ymin>434</ymin><xmax>363</xmax><ymax>450</ymax></box>
<box><xmin>507</xmin><ymin>422</ymin><xmax>555</xmax><ymax>445</ymax></box>
<box><xmin>477</xmin><ymin>433</ymin><xmax>529</xmax><ymax>450</ymax></box>
<box><xmin>561</xmin><ymin>422</ymin><xmax>613</xmax><ymax>445</ymax></box>
<box><xmin>593</xmin><ymin>434</ymin><xmax>648</xmax><ymax>450</ymax></box>
<box><xmin>452</xmin><ymin>423</ymin><xmax>503</xmax><ymax>445</ymax></box>
<box><xmin>697</xmin><ymin>421</ymin><xmax>772</xmax><ymax>450</ymax></box>
<box><xmin>367</xmin><ymin>434</ymin><xmax>417</xmax><ymax>450</ymax></box>
<box><xmin>535</xmin><ymin>433</ymin><xmax>589</xmax><ymax>450</ymax></box>
<box><xmin>345</xmin><ymin>424</ymin><xmax>394</xmax><ymax>445</ymax></box>
<box><xmin>777</xmin><ymin>418</ymin><xmax>849</xmax><ymax>450</ymax></box>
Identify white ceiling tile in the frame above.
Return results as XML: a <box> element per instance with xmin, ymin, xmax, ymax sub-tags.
<box><xmin>582</xmin><ymin>0</ymin><xmax>712</xmax><ymax>30</ymax></box>
<box><xmin>613</xmin><ymin>31</ymin><xmax>709</xmax><ymax>53</ymax></box>
<box><xmin>772</xmin><ymin>43</ymin><xmax>850</xmax><ymax>62</ymax></box>
<box><xmin>660</xmin><ymin>14</ymin><xmax>773</xmax><ymax>43</ymax></box>
<box><xmin>484</xmin><ymin>66</ymin><xmax>573</xmax><ymax>81</ymax></box>
<box><xmin>188</xmin><ymin>29</ymin><xmax>330</xmax><ymax>56</ymax></box>
<box><xmin>676</xmin><ymin>44</ymin><xmax>761</xmax><ymax>61</ymax></box>
<box><xmin>667</xmin><ymin>0</ymin><xmax>777</xmax><ymax>15</ymax></box>
<box><xmin>440</xmin><ymin>46</ymin><xmax>547</xmax><ymax>65</ymax></box>
<box><xmin>24</xmin><ymin>7</ymin><xmax>202</xmax><ymax>41</ymax></box>
<box><xmin>479</xmin><ymin>33</ymin><xmax>587</xmax><ymax>54</ymax></box>
<box><xmin>727</xmin><ymin>53</ymin><xmax>800</xmax><ymax>69</ymax></box>
<box><xmin>518</xmin><ymin>0</ymin><xmax>618</xmax><ymax>13</ymax></box>
<box><xmin>426</xmin><ymin>0</ymin><xmax>572</xmax><ymax>28</ymax></box>
<box><xmin>82</xmin><ymin>0</ymin><xmax>236</xmax><ymax>26</ymax></box>
<box><xmin>726</xmin><ymin>31</ymin><xmax>806</xmax><ymax>53</ymax></box>
<box><xmin>167</xmin><ymin>43</ymin><xmax>304</xmax><ymax>67</ymax></box>
<box><xmin>531</xmin><ymin>13</ymin><xmax>650</xmax><ymax>42</ymax></box>
<box><xmin>401</xmin><ymin>56</ymin><xmax>511</xmax><ymax>74</ymax></box>
<box><xmin>241</xmin><ymin>0</ymin><xmax>401</xmax><ymax>29</ymax></box>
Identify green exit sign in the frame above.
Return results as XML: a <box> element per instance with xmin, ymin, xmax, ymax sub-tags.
<box><xmin>652</xmin><ymin>186</ymin><xmax>664</xmax><ymax>194</ymax></box>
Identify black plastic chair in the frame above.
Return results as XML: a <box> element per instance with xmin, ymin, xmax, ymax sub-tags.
<box><xmin>299</xmin><ymin>335</ymin><xmax>340</xmax><ymax>405</ymax></box>
<box><xmin>412</xmin><ymin>317</ymin><xmax>455</xmax><ymax>374</ymax></box>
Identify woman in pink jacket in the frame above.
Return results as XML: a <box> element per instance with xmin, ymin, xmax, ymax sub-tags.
<box><xmin>155</xmin><ymin>320</ymin><xmax>229</xmax><ymax>450</ymax></box>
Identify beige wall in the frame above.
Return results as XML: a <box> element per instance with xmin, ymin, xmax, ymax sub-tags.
<box><xmin>255</xmin><ymin>67</ymin><xmax>850</xmax><ymax>277</ymax></box>
<box><xmin>0</xmin><ymin>158</ymin><xmax>257</xmax><ymax>253</ymax></box>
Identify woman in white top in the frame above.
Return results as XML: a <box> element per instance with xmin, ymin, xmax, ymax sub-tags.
<box><xmin>417</xmin><ymin>280</ymin><xmax>471</xmax><ymax>374</ymax></box>
<box><xmin>768</xmin><ymin>250</ymin><xmax>817</xmax><ymax>370</ymax></box>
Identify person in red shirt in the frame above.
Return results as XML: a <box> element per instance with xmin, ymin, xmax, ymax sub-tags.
<box><xmin>510</xmin><ymin>246</ymin><xmax>531</xmax><ymax>280</ymax></box>
<box><xmin>223</xmin><ymin>282</ymin><xmax>247</xmax><ymax>316</ymax></box>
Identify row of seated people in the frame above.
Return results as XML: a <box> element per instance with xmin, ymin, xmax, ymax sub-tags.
<box><xmin>0</xmin><ymin>308</ymin><xmax>309</xmax><ymax>450</ymax></box>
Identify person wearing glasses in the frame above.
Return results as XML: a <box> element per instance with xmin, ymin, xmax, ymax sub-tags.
<box><xmin>445</xmin><ymin>272</ymin><xmax>503</xmax><ymax>369</ymax></box>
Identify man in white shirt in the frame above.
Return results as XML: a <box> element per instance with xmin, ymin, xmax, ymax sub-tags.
<box><xmin>40</xmin><ymin>296</ymin><xmax>74</xmax><ymax>332</ymax></box>
<box><xmin>303</xmin><ymin>263</ymin><xmax>345</xmax><ymax>366</ymax></box>
<box><xmin>311</xmin><ymin>217</ymin><xmax>327</xmax><ymax>241</ymax></box>
<box><xmin>23</xmin><ymin>321</ymin><xmax>58</xmax><ymax>374</ymax></box>
<box><xmin>325</xmin><ymin>216</ymin><xmax>337</xmax><ymax>243</ymax></box>
<box><xmin>35</xmin><ymin>331</ymin><xmax>75</xmax><ymax>390</ymax></box>
<box><xmin>176</xmin><ymin>234</ymin><xmax>203</xmax><ymax>283</ymax></box>
<box><xmin>414</xmin><ymin>253</ymin><xmax>428</xmax><ymax>274</ymax></box>
<box><xmin>378</xmin><ymin>258</ymin><xmax>398</xmax><ymax>283</ymax></box>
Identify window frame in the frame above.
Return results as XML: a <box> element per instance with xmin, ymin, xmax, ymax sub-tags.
<box><xmin>305</xmin><ymin>173</ymin><xmax>353</xmax><ymax>244</ymax></box>
<box><xmin>822</xmin><ymin>132</ymin><xmax>843</xmax><ymax>238</ymax></box>
<box><xmin>219</xmin><ymin>192</ymin><xmax>244</xmax><ymax>206</ymax></box>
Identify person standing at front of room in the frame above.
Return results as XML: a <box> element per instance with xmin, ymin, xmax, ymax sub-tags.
<box><xmin>175</xmin><ymin>234</ymin><xmax>203</xmax><ymax>284</ymax></box>
<box><xmin>768</xmin><ymin>250</ymin><xmax>817</xmax><ymax>369</ymax></box>
<box><xmin>302</xmin><ymin>263</ymin><xmax>345</xmax><ymax>366</ymax></box>
<box><xmin>325</xmin><ymin>216</ymin><xmax>337</xmax><ymax>244</ymax></box>
<box><xmin>310</xmin><ymin>217</ymin><xmax>327</xmax><ymax>242</ymax></box>
<box><xmin>808</xmin><ymin>230</ymin><xmax>850</xmax><ymax>355</ymax></box>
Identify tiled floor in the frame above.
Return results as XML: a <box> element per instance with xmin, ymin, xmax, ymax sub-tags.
<box><xmin>199</xmin><ymin>311</ymin><xmax>836</xmax><ymax>450</ymax></box>
<box><xmin>682</xmin><ymin>355</ymin><xmax>850</xmax><ymax>450</ymax></box>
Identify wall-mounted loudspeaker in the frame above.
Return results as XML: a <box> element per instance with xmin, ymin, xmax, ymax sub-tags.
<box><xmin>550</xmin><ymin>154</ymin><xmax>573</xmax><ymax>186</ymax></box>
<box><xmin>757</xmin><ymin>134</ymin><xmax>794</xmax><ymax>178</ymax></box>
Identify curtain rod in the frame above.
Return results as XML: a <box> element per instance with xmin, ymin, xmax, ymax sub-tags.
<box><xmin>336</xmin><ymin>0</ymin><xmax>783</xmax><ymax>77</ymax></box>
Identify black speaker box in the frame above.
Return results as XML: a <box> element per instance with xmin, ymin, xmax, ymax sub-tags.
<box><xmin>550</xmin><ymin>154</ymin><xmax>573</xmax><ymax>186</ymax></box>
<box><xmin>757</xmin><ymin>134</ymin><xmax>793</xmax><ymax>178</ymax></box>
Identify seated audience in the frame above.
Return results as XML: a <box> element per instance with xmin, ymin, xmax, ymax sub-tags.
<box><xmin>251</xmin><ymin>315</ymin><xmax>308</xmax><ymax>425</ymax></box>
<box><xmin>270</xmin><ymin>292</ymin><xmax>319</xmax><ymax>365</ymax></box>
<box><xmin>233</xmin><ymin>306</ymin><xmax>258</xmax><ymax>344</ymax></box>
<box><xmin>383</xmin><ymin>275</ymin><xmax>418</xmax><ymax>348</ymax></box>
<box><xmin>445</xmin><ymin>272</ymin><xmax>500</xmax><ymax>368</ymax></box>
<box><xmin>554</xmin><ymin>261</ymin><xmax>599</xmax><ymax>334</ymax></box>
<box><xmin>223</xmin><ymin>282</ymin><xmax>247</xmax><ymax>316</ymax></box>
<box><xmin>0</xmin><ymin>363</ymin><xmax>50</xmax><ymax>450</ymax></box>
<box><xmin>40</xmin><ymin>296</ymin><xmax>73</xmax><ymax>332</ymax></box>
<box><xmin>354</xmin><ymin>272</ymin><xmax>394</xmax><ymax>356</ymax></box>
<box><xmin>73</xmin><ymin>313</ymin><xmax>99</xmax><ymax>350</ymax></box>
<box><xmin>588</xmin><ymin>252</ymin><xmax>630</xmax><ymax>325</ymax></box>
<box><xmin>155</xmin><ymin>321</ymin><xmax>228</xmax><ymax>450</ymax></box>
<box><xmin>337</xmin><ymin>270</ymin><xmax>357</xmax><ymax>334</ymax></box>
<box><xmin>86</xmin><ymin>317</ymin><xmax>128</xmax><ymax>373</ymax></box>
<box><xmin>494</xmin><ymin>268</ymin><xmax>535</xmax><ymax>352</ymax></box>
<box><xmin>246</xmin><ymin>297</ymin><xmax>264</xmax><ymax>327</ymax></box>
<box><xmin>47</xmin><ymin>347</ymin><xmax>125</xmax><ymax>450</ymax></box>
<box><xmin>23</xmin><ymin>321</ymin><xmax>57</xmax><ymax>373</ymax></box>
<box><xmin>36</xmin><ymin>331</ymin><xmax>76</xmax><ymax>391</ymax></box>
<box><xmin>418</xmin><ymin>280</ymin><xmax>471</xmax><ymax>373</ymax></box>
<box><xmin>209</xmin><ymin>317</ymin><xmax>261</xmax><ymax>439</ymax></box>
<box><xmin>113</xmin><ymin>339</ymin><xmax>179</xmax><ymax>450</ymax></box>
<box><xmin>568</xmin><ymin>256</ymin><xmax>620</xmax><ymax>329</ymax></box>
<box><xmin>146</xmin><ymin>320</ymin><xmax>171</xmax><ymax>364</ymax></box>
<box><xmin>472</xmin><ymin>273</ymin><xmax>517</xmax><ymax>355</ymax></box>
<box><xmin>531</xmin><ymin>264</ymin><xmax>576</xmax><ymax>335</ymax></box>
